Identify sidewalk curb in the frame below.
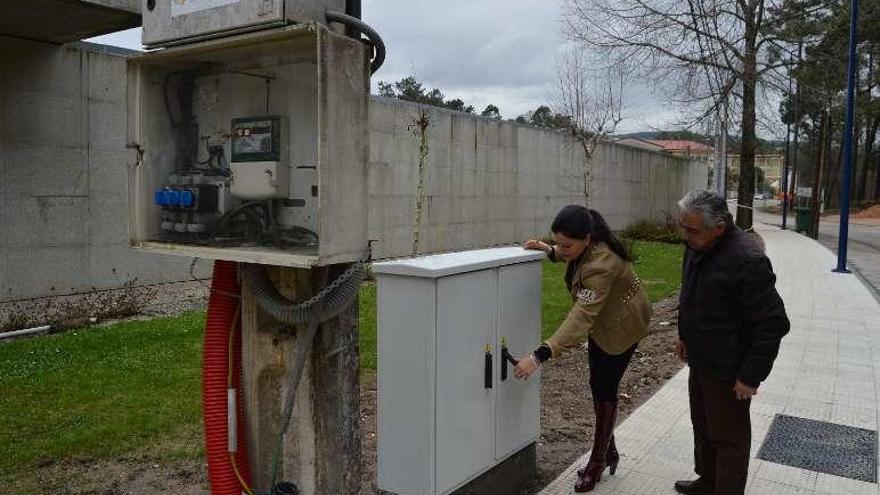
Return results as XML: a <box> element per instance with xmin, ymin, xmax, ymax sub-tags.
<box><xmin>777</xmin><ymin>225</ymin><xmax>880</xmax><ymax>305</ymax></box>
<box><xmin>850</xmin><ymin>264</ymin><xmax>880</xmax><ymax>305</ymax></box>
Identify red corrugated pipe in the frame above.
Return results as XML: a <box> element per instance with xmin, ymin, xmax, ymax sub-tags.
<box><xmin>203</xmin><ymin>260</ymin><xmax>253</xmax><ymax>494</ymax></box>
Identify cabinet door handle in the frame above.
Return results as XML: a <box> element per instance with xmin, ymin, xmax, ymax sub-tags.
<box><xmin>484</xmin><ymin>345</ymin><xmax>493</xmax><ymax>389</ymax></box>
<box><xmin>501</xmin><ymin>345</ymin><xmax>519</xmax><ymax>382</ymax></box>
<box><xmin>501</xmin><ymin>345</ymin><xmax>508</xmax><ymax>382</ymax></box>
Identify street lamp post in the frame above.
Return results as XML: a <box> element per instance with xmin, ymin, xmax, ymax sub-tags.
<box><xmin>781</xmin><ymin>53</ymin><xmax>793</xmax><ymax>230</ymax></box>
<box><xmin>789</xmin><ymin>43</ymin><xmax>803</xmax><ymax>231</ymax></box>
<box><xmin>835</xmin><ymin>0</ymin><xmax>859</xmax><ymax>273</ymax></box>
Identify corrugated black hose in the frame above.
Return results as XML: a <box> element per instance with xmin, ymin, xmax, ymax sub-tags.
<box><xmin>325</xmin><ymin>10</ymin><xmax>386</xmax><ymax>74</ymax></box>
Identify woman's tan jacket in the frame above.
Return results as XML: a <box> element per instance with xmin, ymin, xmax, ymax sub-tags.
<box><xmin>545</xmin><ymin>242</ymin><xmax>651</xmax><ymax>357</ymax></box>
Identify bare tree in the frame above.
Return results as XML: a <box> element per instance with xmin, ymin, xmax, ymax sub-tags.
<box><xmin>563</xmin><ymin>0</ymin><xmax>807</xmax><ymax>228</ymax></box>
<box><xmin>556</xmin><ymin>47</ymin><xmax>626</xmax><ymax>205</ymax></box>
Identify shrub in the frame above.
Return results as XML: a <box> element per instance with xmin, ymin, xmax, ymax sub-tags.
<box><xmin>620</xmin><ymin>220</ymin><xmax>682</xmax><ymax>244</ymax></box>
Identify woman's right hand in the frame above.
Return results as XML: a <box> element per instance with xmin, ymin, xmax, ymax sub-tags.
<box><xmin>514</xmin><ymin>355</ymin><xmax>539</xmax><ymax>380</ymax></box>
<box><xmin>523</xmin><ymin>239</ymin><xmax>551</xmax><ymax>254</ymax></box>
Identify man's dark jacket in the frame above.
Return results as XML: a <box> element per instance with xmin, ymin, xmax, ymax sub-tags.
<box><xmin>679</xmin><ymin>225</ymin><xmax>790</xmax><ymax>388</ymax></box>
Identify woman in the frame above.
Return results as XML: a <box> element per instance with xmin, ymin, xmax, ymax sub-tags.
<box><xmin>517</xmin><ymin>205</ymin><xmax>651</xmax><ymax>493</ymax></box>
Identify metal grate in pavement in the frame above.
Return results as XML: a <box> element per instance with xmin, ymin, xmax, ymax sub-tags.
<box><xmin>757</xmin><ymin>414</ymin><xmax>877</xmax><ymax>483</ymax></box>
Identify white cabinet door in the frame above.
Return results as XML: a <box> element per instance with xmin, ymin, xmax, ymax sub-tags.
<box><xmin>377</xmin><ymin>275</ymin><xmax>437</xmax><ymax>495</ymax></box>
<box><xmin>435</xmin><ymin>270</ymin><xmax>497</xmax><ymax>494</ymax></box>
<box><xmin>495</xmin><ymin>262</ymin><xmax>542</xmax><ymax>459</ymax></box>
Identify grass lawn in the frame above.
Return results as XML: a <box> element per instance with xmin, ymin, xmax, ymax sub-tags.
<box><xmin>0</xmin><ymin>240</ymin><xmax>681</xmax><ymax>479</ymax></box>
<box><xmin>0</xmin><ymin>313</ymin><xmax>205</xmax><ymax>481</ymax></box>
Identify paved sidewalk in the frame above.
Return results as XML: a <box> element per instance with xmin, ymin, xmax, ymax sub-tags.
<box><xmin>815</xmin><ymin>217</ymin><xmax>880</xmax><ymax>301</ymax></box>
<box><xmin>751</xmin><ymin>205</ymin><xmax>880</xmax><ymax>299</ymax></box>
<box><xmin>539</xmin><ymin>225</ymin><xmax>880</xmax><ymax>495</ymax></box>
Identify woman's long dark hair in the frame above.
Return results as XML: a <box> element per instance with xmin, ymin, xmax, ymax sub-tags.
<box><xmin>551</xmin><ymin>205</ymin><xmax>632</xmax><ymax>263</ymax></box>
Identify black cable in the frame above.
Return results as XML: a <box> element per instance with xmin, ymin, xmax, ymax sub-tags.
<box><xmin>215</xmin><ymin>202</ymin><xmax>265</xmax><ymax>226</ymax></box>
<box><xmin>344</xmin><ymin>0</ymin><xmax>362</xmax><ymax>38</ymax></box>
<box><xmin>268</xmin><ymin>267</ymin><xmax>330</xmax><ymax>493</ymax></box>
<box><xmin>163</xmin><ymin>72</ymin><xmax>189</xmax><ymax>129</ymax></box>
<box><xmin>212</xmin><ymin>202</ymin><xmax>269</xmax><ymax>242</ymax></box>
<box><xmin>163</xmin><ymin>71</ymin><xmax>201</xmax><ymax>171</ymax></box>
<box><xmin>267</xmin><ymin>225</ymin><xmax>319</xmax><ymax>247</ymax></box>
<box><xmin>325</xmin><ymin>11</ymin><xmax>386</xmax><ymax>74</ymax></box>
<box><xmin>263</xmin><ymin>201</ymin><xmax>319</xmax><ymax>248</ymax></box>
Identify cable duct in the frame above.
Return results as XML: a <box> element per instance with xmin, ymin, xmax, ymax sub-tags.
<box><xmin>241</xmin><ymin>262</ymin><xmax>364</xmax><ymax>325</ymax></box>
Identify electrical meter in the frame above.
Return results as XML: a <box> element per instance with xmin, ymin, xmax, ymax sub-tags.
<box><xmin>230</xmin><ymin>116</ymin><xmax>290</xmax><ymax>200</ymax></box>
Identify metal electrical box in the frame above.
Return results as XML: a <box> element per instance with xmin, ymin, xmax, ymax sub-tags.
<box><xmin>142</xmin><ymin>0</ymin><xmax>347</xmax><ymax>47</ymax></box>
<box><xmin>127</xmin><ymin>24</ymin><xmax>369</xmax><ymax>267</ymax></box>
<box><xmin>374</xmin><ymin>247</ymin><xmax>543</xmax><ymax>495</ymax></box>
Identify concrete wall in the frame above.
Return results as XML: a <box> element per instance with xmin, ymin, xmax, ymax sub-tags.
<box><xmin>367</xmin><ymin>97</ymin><xmax>709</xmax><ymax>259</ymax></box>
<box><xmin>0</xmin><ymin>42</ymin><xmax>707</xmax><ymax>303</ymax></box>
<box><xmin>0</xmin><ymin>37</ymin><xmax>209</xmax><ymax>302</ymax></box>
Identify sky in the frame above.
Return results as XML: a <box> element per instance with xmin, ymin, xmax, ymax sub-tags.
<box><xmin>84</xmin><ymin>0</ymin><xmax>711</xmax><ymax>134</ymax></box>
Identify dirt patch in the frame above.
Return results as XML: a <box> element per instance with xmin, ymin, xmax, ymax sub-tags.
<box><xmin>821</xmin><ymin>214</ymin><xmax>880</xmax><ymax>226</ymax></box>
<box><xmin>2</xmin><ymin>425</ymin><xmax>209</xmax><ymax>495</ymax></box>
<box><xmin>5</xmin><ymin>456</ymin><xmax>208</xmax><ymax>495</ymax></box>
<box><xmin>854</xmin><ymin>204</ymin><xmax>880</xmax><ymax>220</ymax></box>
<box><xmin>359</xmin><ymin>294</ymin><xmax>684</xmax><ymax>494</ymax></box>
<box><xmin>822</xmin><ymin>202</ymin><xmax>880</xmax><ymax>224</ymax></box>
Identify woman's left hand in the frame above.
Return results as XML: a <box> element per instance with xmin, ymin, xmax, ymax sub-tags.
<box><xmin>514</xmin><ymin>355</ymin><xmax>538</xmax><ymax>380</ymax></box>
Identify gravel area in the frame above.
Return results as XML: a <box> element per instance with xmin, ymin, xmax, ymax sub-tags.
<box><xmin>0</xmin><ymin>280</ymin><xmax>209</xmax><ymax>333</ymax></box>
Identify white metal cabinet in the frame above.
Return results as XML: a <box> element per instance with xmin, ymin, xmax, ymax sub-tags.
<box><xmin>375</xmin><ymin>247</ymin><xmax>543</xmax><ymax>495</ymax></box>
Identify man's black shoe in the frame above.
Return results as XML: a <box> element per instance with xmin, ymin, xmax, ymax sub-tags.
<box><xmin>674</xmin><ymin>478</ymin><xmax>714</xmax><ymax>495</ymax></box>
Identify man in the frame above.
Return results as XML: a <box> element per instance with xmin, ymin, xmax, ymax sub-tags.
<box><xmin>674</xmin><ymin>190</ymin><xmax>790</xmax><ymax>495</ymax></box>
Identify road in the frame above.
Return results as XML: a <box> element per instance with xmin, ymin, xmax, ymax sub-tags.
<box><xmin>748</xmin><ymin>201</ymin><xmax>880</xmax><ymax>298</ymax></box>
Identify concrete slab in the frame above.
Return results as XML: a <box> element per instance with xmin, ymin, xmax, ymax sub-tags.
<box><xmin>1</xmin><ymin>0</ymin><xmax>140</xmax><ymax>44</ymax></box>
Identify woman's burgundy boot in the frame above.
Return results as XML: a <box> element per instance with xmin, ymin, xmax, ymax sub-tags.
<box><xmin>574</xmin><ymin>401</ymin><xmax>617</xmax><ymax>492</ymax></box>
<box><xmin>578</xmin><ymin>402</ymin><xmax>620</xmax><ymax>478</ymax></box>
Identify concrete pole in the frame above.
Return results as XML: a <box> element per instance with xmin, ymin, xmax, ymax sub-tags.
<box><xmin>789</xmin><ymin>43</ymin><xmax>803</xmax><ymax>215</ymax></box>
<box><xmin>242</xmin><ymin>264</ymin><xmax>361</xmax><ymax>494</ymax></box>
<box><xmin>720</xmin><ymin>104</ymin><xmax>728</xmax><ymax>198</ymax></box>
<box><xmin>782</xmin><ymin>108</ymin><xmax>791</xmax><ymax>229</ymax></box>
<box><xmin>715</xmin><ymin>118</ymin><xmax>724</xmax><ymax>193</ymax></box>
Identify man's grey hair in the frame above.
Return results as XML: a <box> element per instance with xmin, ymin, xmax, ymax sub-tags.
<box><xmin>678</xmin><ymin>190</ymin><xmax>732</xmax><ymax>228</ymax></box>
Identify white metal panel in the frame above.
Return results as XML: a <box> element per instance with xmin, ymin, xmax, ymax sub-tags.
<box><xmin>315</xmin><ymin>25</ymin><xmax>371</xmax><ymax>265</ymax></box>
<box><xmin>372</xmin><ymin>246</ymin><xmax>544</xmax><ymax>279</ymax></box>
<box><xmin>495</xmin><ymin>262</ymin><xmax>542</xmax><ymax>459</ymax></box>
<box><xmin>143</xmin><ymin>0</ymin><xmax>348</xmax><ymax>48</ymax></box>
<box><xmin>133</xmin><ymin>242</ymin><xmax>318</xmax><ymax>267</ymax></box>
<box><xmin>377</xmin><ymin>275</ymin><xmax>437</xmax><ymax>495</ymax></box>
<box><xmin>435</xmin><ymin>270</ymin><xmax>497</xmax><ymax>495</ymax></box>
